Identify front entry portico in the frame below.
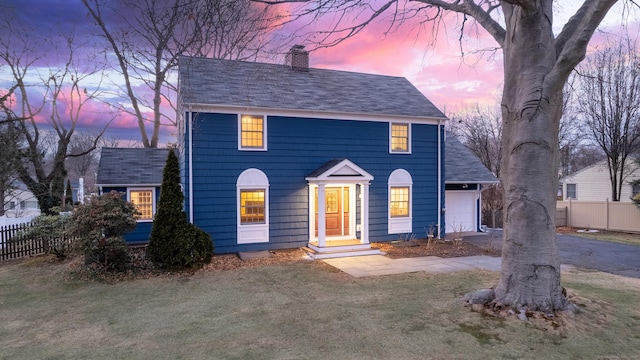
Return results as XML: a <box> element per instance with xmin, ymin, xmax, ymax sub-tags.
<box><xmin>305</xmin><ymin>159</ymin><xmax>381</xmax><ymax>259</ymax></box>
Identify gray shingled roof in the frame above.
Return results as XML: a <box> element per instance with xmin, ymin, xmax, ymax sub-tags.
<box><xmin>96</xmin><ymin>148</ymin><xmax>170</xmax><ymax>186</ymax></box>
<box><xmin>445</xmin><ymin>133</ymin><xmax>498</xmax><ymax>184</ymax></box>
<box><xmin>179</xmin><ymin>56</ymin><xmax>446</xmax><ymax>119</ymax></box>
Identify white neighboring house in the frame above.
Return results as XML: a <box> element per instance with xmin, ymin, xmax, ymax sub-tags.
<box><xmin>3</xmin><ymin>183</ymin><xmax>41</xmax><ymax>220</ymax></box>
<box><xmin>559</xmin><ymin>159</ymin><xmax>640</xmax><ymax>202</ymax></box>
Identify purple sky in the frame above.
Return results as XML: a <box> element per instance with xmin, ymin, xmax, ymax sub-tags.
<box><xmin>2</xmin><ymin>1</ymin><xmax>639</xmax><ymax>146</ymax></box>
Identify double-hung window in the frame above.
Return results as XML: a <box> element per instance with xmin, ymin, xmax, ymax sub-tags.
<box><xmin>388</xmin><ymin>169</ymin><xmax>413</xmax><ymax>233</ymax></box>
<box><xmin>390</xmin><ymin>187</ymin><xmax>410</xmax><ymax>217</ymax></box>
<box><xmin>390</xmin><ymin>122</ymin><xmax>410</xmax><ymax>153</ymax></box>
<box><xmin>239</xmin><ymin>115</ymin><xmax>267</xmax><ymax>150</ymax></box>
<box><xmin>236</xmin><ymin>169</ymin><xmax>270</xmax><ymax>244</ymax></box>
<box><xmin>129</xmin><ymin>188</ymin><xmax>155</xmax><ymax>221</ymax></box>
<box><xmin>240</xmin><ymin>189</ymin><xmax>265</xmax><ymax>224</ymax></box>
<box><xmin>632</xmin><ymin>182</ymin><xmax>640</xmax><ymax>198</ymax></box>
<box><xmin>566</xmin><ymin>184</ymin><xmax>577</xmax><ymax>200</ymax></box>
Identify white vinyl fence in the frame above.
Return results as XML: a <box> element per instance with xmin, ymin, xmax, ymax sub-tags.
<box><xmin>556</xmin><ymin>199</ymin><xmax>640</xmax><ymax>233</ymax></box>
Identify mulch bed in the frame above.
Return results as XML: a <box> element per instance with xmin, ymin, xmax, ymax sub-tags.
<box><xmin>51</xmin><ymin>238</ymin><xmax>499</xmax><ymax>283</ymax></box>
<box><xmin>372</xmin><ymin>239</ymin><xmax>500</xmax><ymax>259</ymax></box>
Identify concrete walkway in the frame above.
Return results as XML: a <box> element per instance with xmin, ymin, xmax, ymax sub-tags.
<box><xmin>322</xmin><ymin>255</ymin><xmax>502</xmax><ymax>278</ymax></box>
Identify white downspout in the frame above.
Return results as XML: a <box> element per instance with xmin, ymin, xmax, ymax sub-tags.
<box><xmin>437</xmin><ymin>119</ymin><xmax>442</xmax><ymax>239</ymax></box>
<box><xmin>188</xmin><ymin>109</ymin><xmax>194</xmax><ymax>224</ymax></box>
<box><xmin>477</xmin><ymin>186</ymin><xmax>482</xmax><ymax>232</ymax></box>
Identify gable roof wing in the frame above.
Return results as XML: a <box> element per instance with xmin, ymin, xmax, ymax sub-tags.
<box><xmin>96</xmin><ymin>148</ymin><xmax>170</xmax><ymax>186</ymax></box>
<box><xmin>178</xmin><ymin>56</ymin><xmax>446</xmax><ymax>119</ymax></box>
<box><xmin>445</xmin><ymin>133</ymin><xmax>498</xmax><ymax>184</ymax></box>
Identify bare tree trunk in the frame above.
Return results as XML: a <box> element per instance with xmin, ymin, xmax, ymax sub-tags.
<box><xmin>0</xmin><ymin>182</ymin><xmax>5</xmax><ymax>217</ymax></box>
<box><xmin>493</xmin><ymin>4</ymin><xmax>568</xmax><ymax>312</ymax></box>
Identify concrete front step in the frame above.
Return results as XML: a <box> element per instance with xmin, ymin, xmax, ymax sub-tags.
<box><xmin>302</xmin><ymin>247</ymin><xmax>382</xmax><ymax>259</ymax></box>
<box><xmin>307</xmin><ymin>242</ymin><xmax>372</xmax><ymax>253</ymax></box>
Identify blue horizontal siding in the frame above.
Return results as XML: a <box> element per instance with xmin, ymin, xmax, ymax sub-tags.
<box><xmin>100</xmin><ymin>186</ymin><xmax>161</xmax><ymax>244</ymax></box>
<box><xmin>188</xmin><ymin>112</ymin><xmax>443</xmax><ymax>253</ymax></box>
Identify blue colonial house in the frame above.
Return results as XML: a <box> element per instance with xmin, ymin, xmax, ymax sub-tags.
<box><xmin>94</xmin><ymin>47</ymin><xmax>497</xmax><ymax>257</ymax></box>
<box><xmin>177</xmin><ymin>46</ymin><xmax>450</xmax><ymax>257</ymax></box>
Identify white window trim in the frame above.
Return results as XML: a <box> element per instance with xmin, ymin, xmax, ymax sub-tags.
<box><xmin>238</xmin><ymin>114</ymin><xmax>268</xmax><ymax>151</ymax></box>
<box><xmin>127</xmin><ymin>187</ymin><xmax>156</xmax><ymax>223</ymax></box>
<box><xmin>388</xmin><ymin>169</ymin><xmax>413</xmax><ymax>234</ymax></box>
<box><xmin>236</xmin><ymin>168</ymin><xmax>270</xmax><ymax>244</ymax></box>
<box><xmin>389</xmin><ymin>122</ymin><xmax>411</xmax><ymax>154</ymax></box>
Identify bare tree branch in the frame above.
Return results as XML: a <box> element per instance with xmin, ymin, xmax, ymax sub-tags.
<box><xmin>82</xmin><ymin>0</ymin><xmax>280</xmax><ymax>147</ymax></box>
<box><xmin>0</xmin><ymin>20</ymin><xmax>108</xmax><ymax>214</ymax></box>
<box><xmin>575</xmin><ymin>34</ymin><xmax>640</xmax><ymax>201</ymax></box>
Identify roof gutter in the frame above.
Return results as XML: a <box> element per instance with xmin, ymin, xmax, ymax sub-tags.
<box><xmin>95</xmin><ymin>183</ymin><xmax>162</xmax><ymax>188</ymax></box>
<box><xmin>181</xmin><ymin>102</ymin><xmax>448</xmax><ymax>125</ymax></box>
<box><xmin>445</xmin><ymin>181</ymin><xmax>500</xmax><ymax>185</ymax></box>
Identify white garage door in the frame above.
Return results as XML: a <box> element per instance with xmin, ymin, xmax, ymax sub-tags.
<box><xmin>445</xmin><ymin>191</ymin><xmax>476</xmax><ymax>234</ymax></box>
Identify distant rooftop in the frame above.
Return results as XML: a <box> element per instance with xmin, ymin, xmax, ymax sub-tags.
<box><xmin>178</xmin><ymin>55</ymin><xmax>447</xmax><ymax>119</ymax></box>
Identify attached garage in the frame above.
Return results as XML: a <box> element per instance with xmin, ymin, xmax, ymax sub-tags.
<box><xmin>444</xmin><ymin>133</ymin><xmax>499</xmax><ymax>235</ymax></box>
<box><xmin>445</xmin><ymin>190</ymin><xmax>478</xmax><ymax>233</ymax></box>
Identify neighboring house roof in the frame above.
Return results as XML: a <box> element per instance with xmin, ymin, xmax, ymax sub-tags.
<box><xmin>445</xmin><ymin>133</ymin><xmax>498</xmax><ymax>184</ymax></box>
<box><xmin>559</xmin><ymin>159</ymin><xmax>640</xmax><ymax>183</ymax></box>
<box><xmin>96</xmin><ymin>148</ymin><xmax>169</xmax><ymax>186</ymax></box>
<box><xmin>558</xmin><ymin>159</ymin><xmax>608</xmax><ymax>183</ymax></box>
<box><xmin>178</xmin><ymin>56</ymin><xmax>447</xmax><ymax>119</ymax></box>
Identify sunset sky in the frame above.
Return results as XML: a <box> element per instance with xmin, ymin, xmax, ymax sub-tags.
<box><xmin>1</xmin><ymin>1</ymin><xmax>639</xmax><ymax>146</ymax></box>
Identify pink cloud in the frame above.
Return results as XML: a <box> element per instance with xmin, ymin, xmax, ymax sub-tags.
<box><xmin>302</xmin><ymin>8</ymin><xmax>504</xmax><ymax>114</ymax></box>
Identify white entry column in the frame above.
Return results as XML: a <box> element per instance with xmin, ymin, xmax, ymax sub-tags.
<box><xmin>317</xmin><ymin>183</ymin><xmax>326</xmax><ymax>247</ymax></box>
<box><xmin>360</xmin><ymin>182</ymin><xmax>370</xmax><ymax>244</ymax></box>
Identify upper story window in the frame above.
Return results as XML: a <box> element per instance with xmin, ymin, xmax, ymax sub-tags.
<box><xmin>390</xmin><ymin>122</ymin><xmax>410</xmax><ymax>153</ymax></box>
<box><xmin>566</xmin><ymin>184</ymin><xmax>577</xmax><ymax>200</ymax></box>
<box><xmin>129</xmin><ymin>188</ymin><xmax>155</xmax><ymax>221</ymax></box>
<box><xmin>239</xmin><ymin>114</ymin><xmax>267</xmax><ymax>151</ymax></box>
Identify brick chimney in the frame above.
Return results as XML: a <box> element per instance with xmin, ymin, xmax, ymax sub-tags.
<box><xmin>285</xmin><ymin>45</ymin><xmax>309</xmax><ymax>72</ymax></box>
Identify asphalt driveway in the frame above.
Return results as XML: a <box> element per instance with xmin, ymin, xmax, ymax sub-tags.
<box><xmin>465</xmin><ymin>229</ymin><xmax>640</xmax><ymax>279</ymax></box>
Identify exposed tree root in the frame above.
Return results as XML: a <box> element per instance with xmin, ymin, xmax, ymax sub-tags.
<box><xmin>462</xmin><ymin>288</ymin><xmax>611</xmax><ymax>335</ymax></box>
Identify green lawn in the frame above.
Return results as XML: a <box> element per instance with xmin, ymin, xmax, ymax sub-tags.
<box><xmin>1</xmin><ymin>257</ymin><xmax>640</xmax><ymax>359</ymax></box>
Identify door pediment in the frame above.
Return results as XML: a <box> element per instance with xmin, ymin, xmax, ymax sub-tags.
<box><xmin>306</xmin><ymin>158</ymin><xmax>374</xmax><ymax>182</ymax></box>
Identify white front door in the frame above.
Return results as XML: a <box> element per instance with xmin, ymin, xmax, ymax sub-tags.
<box><xmin>315</xmin><ymin>186</ymin><xmax>350</xmax><ymax>237</ymax></box>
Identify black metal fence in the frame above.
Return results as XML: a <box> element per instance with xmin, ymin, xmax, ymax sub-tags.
<box><xmin>0</xmin><ymin>222</ymin><xmax>73</xmax><ymax>261</ymax></box>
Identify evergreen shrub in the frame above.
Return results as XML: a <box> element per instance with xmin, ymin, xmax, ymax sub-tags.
<box><xmin>148</xmin><ymin>149</ymin><xmax>213</xmax><ymax>270</ymax></box>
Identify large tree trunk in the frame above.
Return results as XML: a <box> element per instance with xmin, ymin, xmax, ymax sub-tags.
<box><xmin>493</xmin><ymin>4</ymin><xmax>569</xmax><ymax>312</ymax></box>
